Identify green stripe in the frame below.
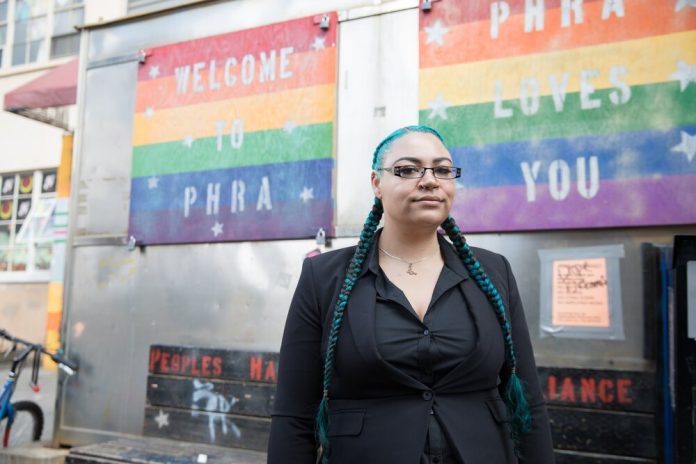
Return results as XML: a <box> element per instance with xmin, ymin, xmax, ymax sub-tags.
<box><xmin>419</xmin><ymin>82</ymin><xmax>695</xmax><ymax>147</ymax></box>
<box><xmin>132</xmin><ymin>122</ymin><xmax>333</xmax><ymax>177</ymax></box>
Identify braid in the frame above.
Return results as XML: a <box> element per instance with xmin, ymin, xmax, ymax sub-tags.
<box><xmin>440</xmin><ymin>216</ymin><xmax>531</xmax><ymax>452</ymax></box>
<box><xmin>316</xmin><ymin>197</ymin><xmax>383</xmax><ymax>463</ymax></box>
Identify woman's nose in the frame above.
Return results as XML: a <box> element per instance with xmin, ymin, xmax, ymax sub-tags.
<box><xmin>418</xmin><ymin>170</ymin><xmax>439</xmax><ymax>188</ymax></box>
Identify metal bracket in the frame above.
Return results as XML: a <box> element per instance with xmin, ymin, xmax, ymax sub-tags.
<box><xmin>421</xmin><ymin>0</ymin><xmax>441</xmax><ymax>11</ymax></box>
<box><xmin>127</xmin><ymin>235</ymin><xmax>137</xmax><ymax>251</ymax></box>
<box><xmin>314</xmin><ymin>13</ymin><xmax>331</xmax><ymax>30</ymax></box>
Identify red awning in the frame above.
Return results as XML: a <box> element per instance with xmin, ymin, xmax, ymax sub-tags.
<box><xmin>3</xmin><ymin>58</ymin><xmax>78</xmax><ymax>111</ymax></box>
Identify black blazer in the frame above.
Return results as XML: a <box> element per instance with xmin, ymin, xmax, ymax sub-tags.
<box><xmin>268</xmin><ymin>234</ymin><xmax>554</xmax><ymax>463</ymax></box>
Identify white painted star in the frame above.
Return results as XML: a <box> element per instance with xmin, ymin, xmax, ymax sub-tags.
<box><xmin>148</xmin><ymin>65</ymin><xmax>160</xmax><ymax>79</ymax></box>
<box><xmin>670</xmin><ymin>60</ymin><xmax>696</xmax><ymax>92</ymax></box>
<box><xmin>154</xmin><ymin>410</ymin><xmax>169</xmax><ymax>429</ymax></box>
<box><xmin>424</xmin><ymin>19</ymin><xmax>449</xmax><ymax>46</ymax></box>
<box><xmin>182</xmin><ymin>135</ymin><xmax>194</xmax><ymax>148</ymax></box>
<box><xmin>284</xmin><ymin>120</ymin><xmax>297</xmax><ymax>134</ymax></box>
<box><xmin>311</xmin><ymin>36</ymin><xmax>325</xmax><ymax>51</ymax></box>
<box><xmin>147</xmin><ymin>176</ymin><xmax>159</xmax><ymax>189</ymax></box>
<box><xmin>675</xmin><ymin>0</ymin><xmax>696</xmax><ymax>12</ymax></box>
<box><xmin>211</xmin><ymin>222</ymin><xmax>223</xmax><ymax>237</ymax></box>
<box><xmin>299</xmin><ymin>187</ymin><xmax>314</xmax><ymax>203</ymax></box>
<box><xmin>427</xmin><ymin>94</ymin><xmax>450</xmax><ymax>120</ymax></box>
<box><xmin>672</xmin><ymin>131</ymin><xmax>696</xmax><ymax>162</ymax></box>
<box><xmin>144</xmin><ymin>107</ymin><xmax>155</xmax><ymax>118</ymax></box>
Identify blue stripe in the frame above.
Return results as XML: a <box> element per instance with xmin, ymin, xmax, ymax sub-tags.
<box><xmin>450</xmin><ymin>125</ymin><xmax>696</xmax><ymax>188</ymax></box>
<box><xmin>130</xmin><ymin>159</ymin><xmax>333</xmax><ymax>213</ymax></box>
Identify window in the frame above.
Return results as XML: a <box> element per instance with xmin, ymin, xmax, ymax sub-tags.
<box><xmin>0</xmin><ymin>0</ymin><xmax>8</xmax><ymax>67</ymax></box>
<box><xmin>12</xmin><ymin>0</ymin><xmax>49</xmax><ymax>66</ymax></box>
<box><xmin>0</xmin><ymin>0</ymin><xmax>82</xmax><ymax>69</ymax></box>
<box><xmin>51</xmin><ymin>0</ymin><xmax>81</xmax><ymax>59</ymax></box>
<box><xmin>0</xmin><ymin>169</ymin><xmax>57</xmax><ymax>277</ymax></box>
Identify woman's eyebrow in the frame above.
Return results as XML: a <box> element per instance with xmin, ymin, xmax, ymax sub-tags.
<box><xmin>392</xmin><ymin>156</ymin><xmax>452</xmax><ymax>164</ymax></box>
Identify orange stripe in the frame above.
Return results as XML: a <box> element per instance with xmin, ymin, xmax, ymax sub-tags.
<box><xmin>46</xmin><ymin>312</ymin><xmax>62</xmax><ymax>331</ymax></box>
<box><xmin>132</xmin><ymin>84</ymin><xmax>335</xmax><ymax>146</ymax></box>
<box><xmin>421</xmin><ymin>1</ymin><xmax>696</xmax><ymax>68</ymax></box>
<box><xmin>135</xmin><ymin>48</ymin><xmax>336</xmax><ymax>112</ymax></box>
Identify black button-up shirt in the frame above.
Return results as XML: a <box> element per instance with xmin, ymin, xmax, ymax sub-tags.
<box><xmin>366</xmin><ymin>236</ymin><xmax>478</xmax><ymax>463</ymax></box>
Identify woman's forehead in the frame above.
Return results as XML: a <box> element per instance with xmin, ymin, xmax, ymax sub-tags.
<box><xmin>382</xmin><ymin>132</ymin><xmax>451</xmax><ymax>164</ymax></box>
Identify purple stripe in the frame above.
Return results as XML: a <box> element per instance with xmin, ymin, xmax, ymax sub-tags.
<box><xmin>129</xmin><ymin>199</ymin><xmax>333</xmax><ymax>244</ymax></box>
<box><xmin>450</xmin><ymin>175</ymin><xmax>696</xmax><ymax>232</ymax></box>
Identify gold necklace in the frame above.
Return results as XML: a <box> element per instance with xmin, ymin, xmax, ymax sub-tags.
<box><xmin>378</xmin><ymin>247</ymin><xmax>439</xmax><ymax>276</ymax></box>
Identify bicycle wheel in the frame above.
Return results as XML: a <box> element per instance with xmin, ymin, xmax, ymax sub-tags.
<box><xmin>2</xmin><ymin>401</ymin><xmax>43</xmax><ymax>448</ymax></box>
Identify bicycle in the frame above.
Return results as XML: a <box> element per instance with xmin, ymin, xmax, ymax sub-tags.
<box><xmin>0</xmin><ymin>329</ymin><xmax>78</xmax><ymax>448</ymax></box>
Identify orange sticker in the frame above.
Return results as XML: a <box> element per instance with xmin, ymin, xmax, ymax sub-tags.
<box><xmin>552</xmin><ymin>258</ymin><xmax>609</xmax><ymax>327</ymax></box>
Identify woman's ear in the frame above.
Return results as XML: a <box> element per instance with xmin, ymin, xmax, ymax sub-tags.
<box><xmin>371</xmin><ymin>171</ymin><xmax>382</xmax><ymax>199</ymax></box>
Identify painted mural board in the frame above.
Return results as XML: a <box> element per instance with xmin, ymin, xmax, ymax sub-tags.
<box><xmin>419</xmin><ymin>0</ymin><xmax>696</xmax><ymax>232</ymax></box>
<box><xmin>129</xmin><ymin>14</ymin><xmax>337</xmax><ymax>244</ymax></box>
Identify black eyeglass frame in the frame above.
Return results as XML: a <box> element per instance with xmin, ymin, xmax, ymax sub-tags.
<box><xmin>376</xmin><ymin>165</ymin><xmax>462</xmax><ymax>179</ymax></box>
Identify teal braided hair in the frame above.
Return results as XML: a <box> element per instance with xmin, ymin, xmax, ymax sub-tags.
<box><xmin>440</xmin><ymin>216</ymin><xmax>532</xmax><ymax>451</ymax></box>
<box><xmin>316</xmin><ymin>125</ymin><xmax>530</xmax><ymax>462</ymax></box>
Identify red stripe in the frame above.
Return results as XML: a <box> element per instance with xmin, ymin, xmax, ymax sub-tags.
<box><xmin>420</xmin><ymin>0</ymin><xmax>603</xmax><ymax>29</ymax></box>
<box><xmin>137</xmin><ymin>12</ymin><xmax>337</xmax><ymax>81</ymax></box>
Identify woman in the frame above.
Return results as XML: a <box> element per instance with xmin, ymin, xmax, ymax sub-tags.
<box><xmin>268</xmin><ymin>126</ymin><xmax>554</xmax><ymax>463</ymax></box>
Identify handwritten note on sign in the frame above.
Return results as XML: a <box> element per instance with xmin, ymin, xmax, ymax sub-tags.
<box><xmin>552</xmin><ymin>258</ymin><xmax>609</xmax><ymax>327</ymax></box>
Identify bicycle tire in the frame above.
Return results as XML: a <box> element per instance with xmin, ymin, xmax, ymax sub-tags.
<box><xmin>2</xmin><ymin>401</ymin><xmax>43</xmax><ymax>448</ymax></box>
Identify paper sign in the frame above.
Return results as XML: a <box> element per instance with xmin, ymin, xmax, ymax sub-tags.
<box><xmin>552</xmin><ymin>258</ymin><xmax>610</xmax><ymax>327</ymax></box>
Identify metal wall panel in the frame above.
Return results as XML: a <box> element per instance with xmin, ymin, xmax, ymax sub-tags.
<box><xmin>56</xmin><ymin>0</ymin><xmax>696</xmax><ymax>448</ymax></box>
<box><xmin>469</xmin><ymin>225</ymin><xmax>696</xmax><ymax>371</ymax></box>
<box><xmin>74</xmin><ymin>61</ymin><xmax>137</xmax><ymax>237</ymax></box>
<box><xmin>335</xmin><ymin>9</ymin><xmax>419</xmax><ymax>235</ymax></box>
<box><xmin>88</xmin><ymin>0</ymin><xmax>415</xmax><ymax>62</ymax></box>
<box><xmin>57</xmin><ymin>237</ymin><xmax>356</xmax><ymax>444</ymax></box>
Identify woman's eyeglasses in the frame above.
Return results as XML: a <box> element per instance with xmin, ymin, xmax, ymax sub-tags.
<box><xmin>377</xmin><ymin>165</ymin><xmax>461</xmax><ymax>179</ymax></box>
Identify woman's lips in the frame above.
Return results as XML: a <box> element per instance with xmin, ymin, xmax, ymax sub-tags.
<box><xmin>414</xmin><ymin>196</ymin><xmax>443</xmax><ymax>205</ymax></box>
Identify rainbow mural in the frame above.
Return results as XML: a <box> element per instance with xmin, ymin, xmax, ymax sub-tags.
<box><xmin>129</xmin><ymin>14</ymin><xmax>337</xmax><ymax>244</ymax></box>
<box><xmin>419</xmin><ymin>0</ymin><xmax>696</xmax><ymax>232</ymax></box>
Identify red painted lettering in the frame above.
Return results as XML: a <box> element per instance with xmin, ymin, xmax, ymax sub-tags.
<box><xmin>181</xmin><ymin>355</ymin><xmax>192</xmax><ymax>373</ymax></box>
<box><xmin>171</xmin><ymin>354</ymin><xmax>181</xmax><ymax>373</ymax></box>
<box><xmin>191</xmin><ymin>356</ymin><xmax>200</xmax><ymax>376</ymax></box>
<box><xmin>250</xmin><ymin>356</ymin><xmax>262</xmax><ymax>381</ymax></box>
<box><xmin>202</xmin><ymin>355</ymin><xmax>211</xmax><ymax>376</ymax></box>
<box><xmin>212</xmin><ymin>357</ymin><xmax>223</xmax><ymax>376</ymax></box>
<box><xmin>149</xmin><ymin>348</ymin><xmax>161</xmax><ymax>372</ymax></box>
<box><xmin>161</xmin><ymin>352</ymin><xmax>170</xmax><ymax>373</ymax></box>
<box><xmin>547</xmin><ymin>375</ymin><xmax>558</xmax><ymax>400</ymax></box>
<box><xmin>598</xmin><ymin>379</ymin><xmax>614</xmax><ymax>402</ymax></box>
<box><xmin>617</xmin><ymin>378</ymin><xmax>632</xmax><ymax>404</ymax></box>
<box><xmin>559</xmin><ymin>377</ymin><xmax>576</xmax><ymax>402</ymax></box>
<box><xmin>580</xmin><ymin>377</ymin><xmax>596</xmax><ymax>403</ymax></box>
<box><xmin>264</xmin><ymin>360</ymin><xmax>277</xmax><ymax>382</ymax></box>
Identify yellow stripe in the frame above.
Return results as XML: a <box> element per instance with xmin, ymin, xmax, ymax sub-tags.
<box><xmin>47</xmin><ymin>282</ymin><xmax>63</xmax><ymax>314</ymax></box>
<box><xmin>42</xmin><ymin>330</ymin><xmax>60</xmax><ymax>370</ymax></box>
<box><xmin>420</xmin><ymin>31</ymin><xmax>696</xmax><ymax>108</ymax></box>
<box><xmin>133</xmin><ymin>84</ymin><xmax>336</xmax><ymax>146</ymax></box>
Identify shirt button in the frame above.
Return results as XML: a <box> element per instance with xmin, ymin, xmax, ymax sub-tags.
<box><xmin>423</xmin><ymin>329</ymin><xmax>430</xmax><ymax>335</ymax></box>
<box><xmin>422</xmin><ymin>391</ymin><xmax>433</xmax><ymax>401</ymax></box>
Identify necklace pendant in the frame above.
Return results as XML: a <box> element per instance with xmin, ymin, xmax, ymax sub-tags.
<box><xmin>407</xmin><ymin>264</ymin><xmax>417</xmax><ymax>276</ymax></box>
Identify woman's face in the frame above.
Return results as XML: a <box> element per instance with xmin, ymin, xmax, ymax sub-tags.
<box><xmin>371</xmin><ymin>132</ymin><xmax>456</xmax><ymax>230</ymax></box>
